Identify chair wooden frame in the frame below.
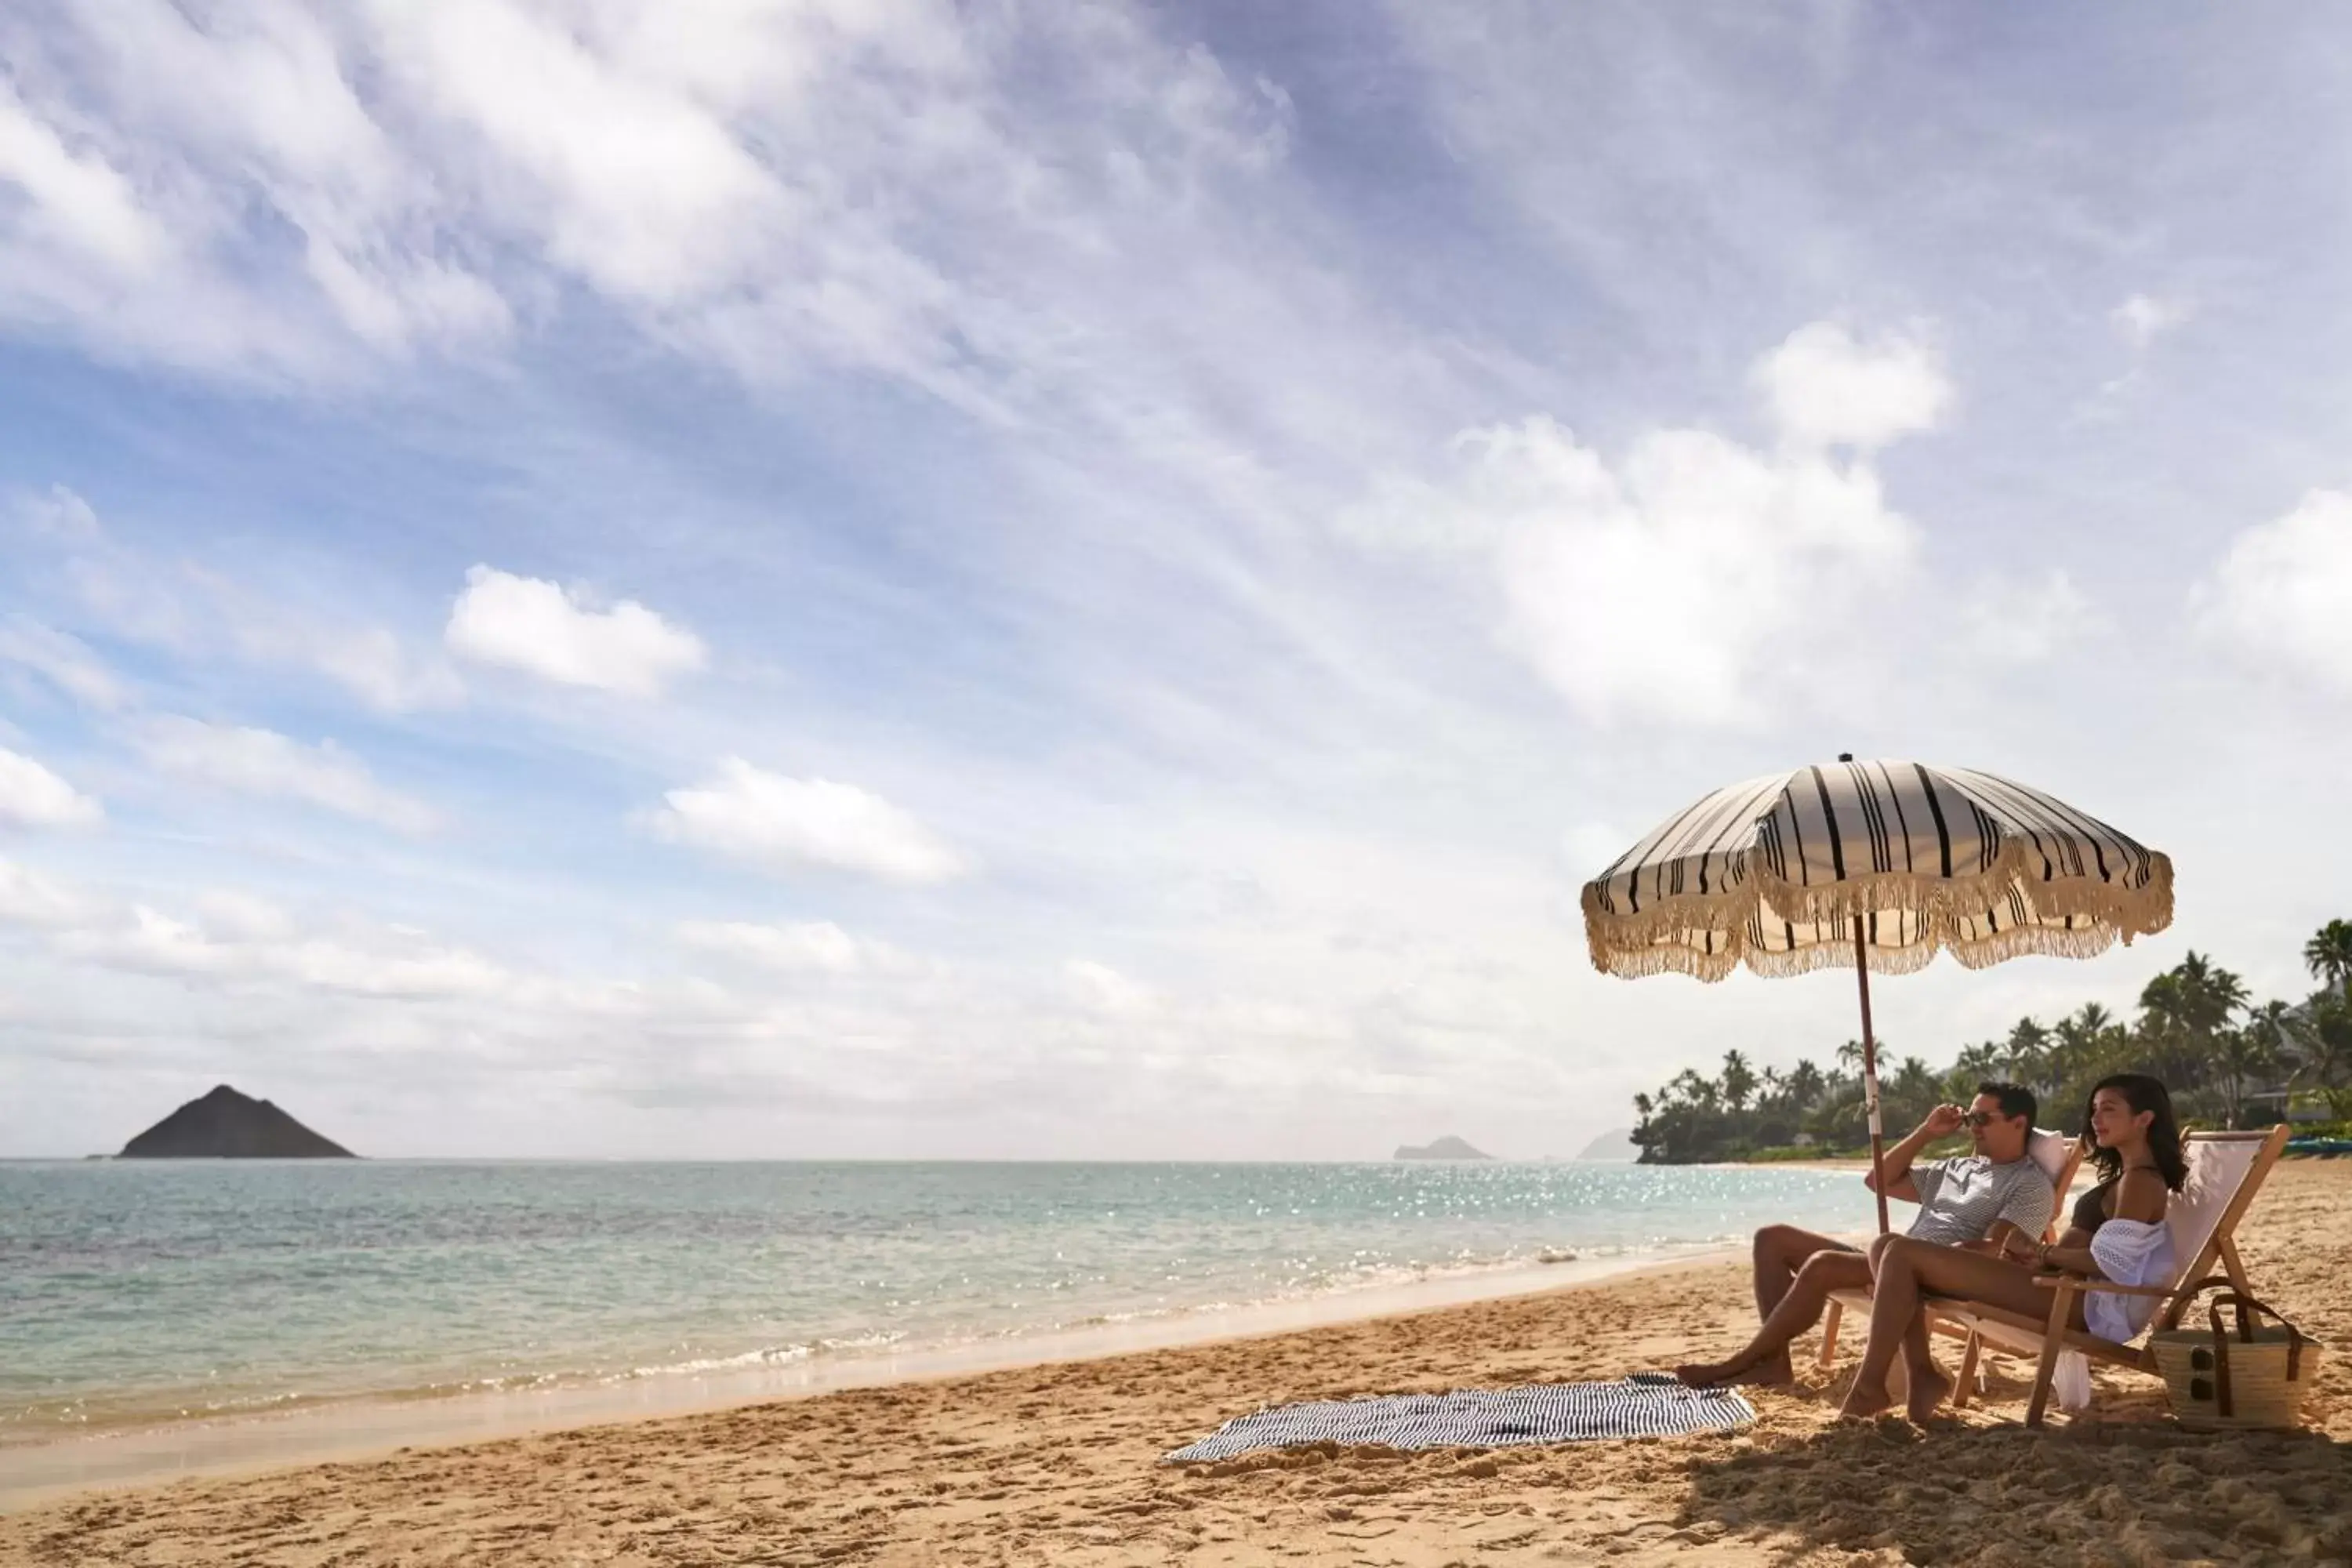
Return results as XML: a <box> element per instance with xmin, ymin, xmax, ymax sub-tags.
<box><xmin>1817</xmin><ymin>1138</ymin><xmax>2085</xmax><ymax>1376</ymax></box>
<box><xmin>1951</xmin><ymin>1125</ymin><xmax>2289</xmax><ymax>1426</ymax></box>
<box><xmin>1822</xmin><ymin>1127</ymin><xmax>2291</xmax><ymax>1427</ymax></box>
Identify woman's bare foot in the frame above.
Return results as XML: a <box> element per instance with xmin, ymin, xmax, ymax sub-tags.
<box><xmin>1837</xmin><ymin>1379</ymin><xmax>1895</xmax><ymax>1420</ymax></box>
<box><xmin>1674</xmin><ymin>1348</ymin><xmax>1793</xmax><ymax>1388</ymax></box>
<box><xmin>1904</xmin><ymin>1365</ymin><xmax>1954</xmax><ymax>1423</ymax></box>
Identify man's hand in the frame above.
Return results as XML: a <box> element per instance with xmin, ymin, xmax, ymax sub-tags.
<box><xmin>1918</xmin><ymin>1103</ymin><xmax>1965</xmax><ymax>1139</ymax></box>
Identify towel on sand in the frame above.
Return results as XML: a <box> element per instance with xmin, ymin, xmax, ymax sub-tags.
<box><xmin>1163</xmin><ymin>1374</ymin><xmax>1755</xmax><ymax>1462</ymax></box>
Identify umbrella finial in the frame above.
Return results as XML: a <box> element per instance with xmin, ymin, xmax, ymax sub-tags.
<box><xmin>1837</xmin><ymin>752</ymin><xmax>1853</xmax><ymax>762</ymax></box>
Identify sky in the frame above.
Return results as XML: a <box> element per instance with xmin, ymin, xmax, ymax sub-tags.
<box><xmin>4</xmin><ymin>2</ymin><xmax>2352</xmax><ymax>1160</ymax></box>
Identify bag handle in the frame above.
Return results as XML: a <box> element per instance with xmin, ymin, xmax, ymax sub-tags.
<box><xmin>2172</xmin><ymin>1276</ymin><xmax>2308</xmax><ymax>1418</ymax></box>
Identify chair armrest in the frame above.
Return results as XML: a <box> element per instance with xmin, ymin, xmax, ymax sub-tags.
<box><xmin>2029</xmin><ymin>1276</ymin><xmax>2174</xmax><ymax>1298</ymax></box>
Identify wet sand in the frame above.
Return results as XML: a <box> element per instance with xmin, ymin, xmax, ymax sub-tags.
<box><xmin>5</xmin><ymin>1162</ymin><xmax>2347</xmax><ymax>1566</ymax></box>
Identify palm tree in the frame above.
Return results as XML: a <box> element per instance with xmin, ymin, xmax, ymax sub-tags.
<box><xmin>2209</xmin><ymin>1025</ymin><xmax>2280</xmax><ymax>1129</ymax></box>
<box><xmin>2293</xmin><ymin>999</ymin><xmax>2352</xmax><ymax>1120</ymax></box>
<box><xmin>2002</xmin><ymin>1018</ymin><xmax>2052</xmax><ymax>1087</ymax></box>
<box><xmin>1719</xmin><ymin>1050</ymin><xmax>1758</xmax><ymax>1112</ymax></box>
<box><xmin>2306</xmin><ymin>920</ymin><xmax>2352</xmax><ymax>1003</ymax></box>
<box><xmin>1785</xmin><ymin>1058</ymin><xmax>1826</xmax><ymax>1112</ymax></box>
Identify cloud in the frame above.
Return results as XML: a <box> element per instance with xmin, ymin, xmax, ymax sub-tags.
<box><xmin>1484</xmin><ymin>423</ymin><xmax>1916</xmax><ymax>727</ymax></box>
<box><xmin>235</xmin><ymin>617</ymin><xmax>465</xmax><ymax>713</ymax></box>
<box><xmin>1343</xmin><ymin>324</ymin><xmax>1936</xmax><ymax>728</ymax></box>
<box><xmin>131</xmin><ymin>717</ymin><xmax>439</xmax><ymax>834</ymax></box>
<box><xmin>2195</xmin><ymin>488</ymin><xmax>2352</xmax><ymax>695</ymax></box>
<box><xmin>0</xmin><ymin>746</ymin><xmax>103</xmax><ymax>829</ymax></box>
<box><xmin>1751</xmin><ymin>321</ymin><xmax>1951</xmax><ymax>452</ymax></box>
<box><xmin>14</xmin><ymin>483</ymin><xmax>102</xmax><ymax>540</ymax></box>
<box><xmin>648</xmin><ymin>759</ymin><xmax>967</xmax><ymax>883</ymax></box>
<box><xmin>16</xmin><ymin>487</ymin><xmax>461</xmax><ymax>711</ymax></box>
<box><xmin>677</xmin><ymin>919</ymin><xmax>898</xmax><ymax>975</ymax></box>
<box><xmin>0</xmin><ymin>0</ymin><xmax>1289</xmax><ymax>400</ymax></box>
<box><xmin>0</xmin><ymin>615</ymin><xmax>127</xmax><ymax>710</ymax></box>
<box><xmin>1961</xmin><ymin>570</ymin><xmax>2106</xmax><ymax>666</ymax></box>
<box><xmin>445</xmin><ymin>565</ymin><xmax>706</xmax><ymax>698</ymax></box>
<box><xmin>2111</xmin><ymin>292</ymin><xmax>2190</xmax><ymax>349</ymax></box>
<box><xmin>1063</xmin><ymin>958</ymin><xmax>1155</xmax><ymax>1017</ymax></box>
<box><xmin>0</xmin><ymin>856</ymin><xmax>100</xmax><ymax>925</ymax></box>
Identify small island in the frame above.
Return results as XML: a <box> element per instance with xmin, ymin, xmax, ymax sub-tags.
<box><xmin>119</xmin><ymin>1084</ymin><xmax>358</xmax><ymax>1159</ymax></box>
<box><xmin>1393</xmin><ymin>1134</ymin><xmax>1491</xmax><ymax>1160</ymax></box>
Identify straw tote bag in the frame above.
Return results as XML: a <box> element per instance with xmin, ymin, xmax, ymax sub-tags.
<box><xmin>2148</xmin><ymin>1276</ymin><xmax>2326</xmax><ymax>1432</ymax></box>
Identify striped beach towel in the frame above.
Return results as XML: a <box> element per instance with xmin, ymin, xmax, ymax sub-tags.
<box><xmin>1163</xmin><ymin>1374</ymin><xmax>1755</xmax><ymax>1462</ymax></box>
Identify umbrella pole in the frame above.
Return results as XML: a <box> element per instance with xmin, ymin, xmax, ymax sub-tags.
<box><xmin>1853</xmin><ymin>915</ymin><xmax>1890</xmax><ymax>1235</ymax></box>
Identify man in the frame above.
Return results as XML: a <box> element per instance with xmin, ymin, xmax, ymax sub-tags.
<box><xmin>1674</xmin><ymin>1081</ymin><xmax>2053</xmax><ymax>1388</ymax></box>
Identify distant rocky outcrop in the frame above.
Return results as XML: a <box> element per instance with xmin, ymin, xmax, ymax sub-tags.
<box><xmin>119</xmin><ymin>1085</ymin><xmax>357</xmax><ymax>1159</ymax></box>
<box><xmin>1394</xmin><ymin>1134</ymin><xmax>1490</xmax><ymax>1161</ymax></box>
<box><xmin>1573</xmin><ymin>1127</ymin><xmax>1641</xmax><ymax>1163</ymax></box>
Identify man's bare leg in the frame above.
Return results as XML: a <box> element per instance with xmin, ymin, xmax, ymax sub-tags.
<box><xmin>1675</xmin><ymin>1246</ymin><xmax>1872</xmax><ymax>1387</ymax></box>
<box><xmin>1750</xmin><ymin>1225</ymin><xmax>1849</xmax><ymax>1320</ymax></box>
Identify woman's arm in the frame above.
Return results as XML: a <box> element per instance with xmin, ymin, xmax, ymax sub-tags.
<box><xmin>2032</xmin><ymin>1225</ymin><xmax>2098</xmax><ymax>1276</ymax></box>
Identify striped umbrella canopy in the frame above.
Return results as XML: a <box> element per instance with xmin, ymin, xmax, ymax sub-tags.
<box><xmin>1581</xmin><ymin>757</ymin><xmax>2172</xmax><ymax>1229</ymax></box>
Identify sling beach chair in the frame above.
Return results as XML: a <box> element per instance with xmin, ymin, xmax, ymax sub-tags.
<box><xmin>1924</xmin><ymin>1127</ymin><xmax>2288</xmax><ymax>1427</ymax></box>
<box><xmin>1817</xmin><ymin>1130</ymin><xmax>2085</xmax><ymax>1382</ymax></box>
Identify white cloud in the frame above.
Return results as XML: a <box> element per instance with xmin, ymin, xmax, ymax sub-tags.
<box><xmin>1063</xmin><ymin>958</ymin><xmax>1155</xmax><ymax>1017</ymax></box>
<box><xmin>58</xmin><ymin>903</ymin><xmax>519</xmax><ymax>1002</ymax></box>
<box><xmin>648</xmin><ymin>758</ymin><xmax>967</xmax><ymax>883</ymax></box>
<box><xmin>1479</xmin><ymin>416</ymin><xmax>1915</xmax><ymax>726</ymax></box>
<box><xmin>17</xmin><ymin>489</ymin><xmax>461</xmax><ymax>712</ymax></box>
<box><xmin>0</xmin><ymin>0</ymin><xmax>1288</xmax><ymax>398</ymax></box>
<box><xmin>233</xmin><ymin>615</ymin><xmax>465</xmax><ymax>713</ymax></box>
<box><xmin>131</xmin><ymin>717</ymin><xmax>438</xmax><ymax>834</ymax></box>
<box><xmin>0</xmin><ymin>615</ymin><xmax>127</xmax><ymax>710</ymax></box>
<box><xmin>0</xmin><ymin>746</ymin><xmax>103</xmax><ymax>829</ymax></box>
<box><xmin>15</xmin><ymin>483</ymin><xmax>102</xmax><ymax>540</ymax></box>
<box><xmin>0</xmin><ymin>857</ymin><xmax>100</xmax><ymax>925</ymax></box>
<box><xmin>1962</xmin><ymin>570</ymin><xmax>2105</xmax><ymax>666</ymax></box>
<box><xmin>1346</xmin><ymin>324</ymin><xmax>1937</xmax><ymax>727</ymax></box>
<box><xmin>1752</xmin><ymin>321</ymin><xmax>1951</xmax><ymax>452</ymax></box>
<box><xmin>2111</xmin><ymin>292</ymin><xmax>2190</xmax><ymax>349</ymax></box>
<box><xmin>677</xmin><ymin>919</ymin><xmax>895</xmax><ymax>975</ymax></box>
<box><xmin>445</xmin><ymin>565</ymin><xmax>706</xmax><ymax>698</ymax></box>
<box><xmin>2196</xmin><ymin>488</ymin><xmax>2352</xmax><ymax>695</ymax></box>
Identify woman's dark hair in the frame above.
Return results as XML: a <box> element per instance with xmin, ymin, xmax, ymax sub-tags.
<box><xmin>2079</xmin><ymin>1073</ymin><xmax>2188</xmax><ymax>1190</ymax></box>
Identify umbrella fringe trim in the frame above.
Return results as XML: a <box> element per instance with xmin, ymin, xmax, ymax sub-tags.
<box><xmin>1593</xmin><ymin>921</ymin><xmax>2129</xmax><ymax>984</ymax></box>
<box><xmin>1583</xmin><ymin>847</ymin><xmax>2174</xmax><ymax>983</ymax></box>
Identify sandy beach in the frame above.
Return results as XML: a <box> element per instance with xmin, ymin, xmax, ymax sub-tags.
<box><xmin>5</xmin><ymin>1161</ymin><xmax>2347</xmax><ymax>1567</ymax></box>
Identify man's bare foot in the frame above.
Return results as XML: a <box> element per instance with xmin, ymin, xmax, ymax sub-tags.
<box><xmin>1673</xmin><ymin>1348</ymin><xmax>1793</xmax><ymax>1388</ymax></box>
<box><xmin>1904</xmin><ymin>1365</ymin><xmax>1954</xmax><ymax>1423</ymax></box>
<box><xmin>1837</xmin><ymin>1379</ymin><xmax>1895</xmax><ymax>1420</ymax></box>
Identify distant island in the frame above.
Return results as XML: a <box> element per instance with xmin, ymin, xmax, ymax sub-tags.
<box><xmin>1573</xmin><ymin>1127</ymin><xmax>1640</xmax><ymax>1163</ymax></box>
<box><xmin>1394</xmin><ymin>1134</ymin><xmax>1490</xmax><ymax>1160</ymax></box>
<box><xmin>119</xmin><ymin>1085</ymin><xmax>357</xmax><ymax>1159</ymax></box>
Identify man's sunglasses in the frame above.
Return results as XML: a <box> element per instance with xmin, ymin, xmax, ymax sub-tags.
<box><xmin>1960</xmin><ymin>1110</ymin><xmax>2010</xmax><ymax>1127</ymax></box>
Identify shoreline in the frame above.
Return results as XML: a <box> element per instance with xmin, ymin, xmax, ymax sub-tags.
<box><xmin>0</xmin><ymin>1241</ymin><xmax>1744</xmax><ymax>1513</ymax></box>
<box><xmin>5</xmin><ymin>1161</ymin><xmax>2345</xmax><ymax>1566</ymax></box>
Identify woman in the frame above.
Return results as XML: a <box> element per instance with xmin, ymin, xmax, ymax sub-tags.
<box><xmin>1835</xmin><ymin>1073</ymin><xmax>2187</xmax><ymax>1422</ymax></box>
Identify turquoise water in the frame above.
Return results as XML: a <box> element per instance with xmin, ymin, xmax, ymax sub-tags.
<box><xmin>0</xmin><ymin>1160</ymin><xmax>1864</xmax><ymax>1443</ymax></box>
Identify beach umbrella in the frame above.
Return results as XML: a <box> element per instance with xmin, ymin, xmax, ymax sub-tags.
<box><xmin>1580</xmin><ymin>755</ymin><xmax>2173</xmax><ymax>1233</ymax></box>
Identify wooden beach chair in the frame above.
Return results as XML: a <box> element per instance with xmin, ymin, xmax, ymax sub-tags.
<box><xmin>1939</xmin><ymin>1125</ymin><xmax>2291</xmax><ymax>1427</ymax></box>
<box><xmin>1816</xmin><ymin>1130</ymin><xmax>2084</xmax><ymax>1376</ymax></box>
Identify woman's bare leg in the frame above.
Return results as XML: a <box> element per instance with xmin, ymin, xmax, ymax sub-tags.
<box><xmin>1839</xmin><ymin>1238</ymin><xmax>2085</xmax><ymax>1421</ymax></box>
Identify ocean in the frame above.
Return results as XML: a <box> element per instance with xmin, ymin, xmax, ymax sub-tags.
<box><xmin>0</xmin><ymin>1158</ymin><xmax>1863</xmax><ymax>1460</ymax></box>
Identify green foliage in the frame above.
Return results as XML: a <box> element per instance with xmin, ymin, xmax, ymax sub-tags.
<box><xmin>1630</xmin><ymin>925</ymin><xmax>2352</xmax><ymax>1163</ymax></box>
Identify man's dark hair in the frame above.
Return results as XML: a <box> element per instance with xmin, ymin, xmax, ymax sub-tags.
<box><xmin>1976</xmin><ymin>1081</ymin><xmax>2037</xmax><ymax>1126</ymax></box>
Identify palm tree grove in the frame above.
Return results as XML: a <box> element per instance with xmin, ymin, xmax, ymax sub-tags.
<box><xmin>1629</xmin><ymin>920</ymin><xmax>2352</xmax><ymax>1162</ymax></box>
